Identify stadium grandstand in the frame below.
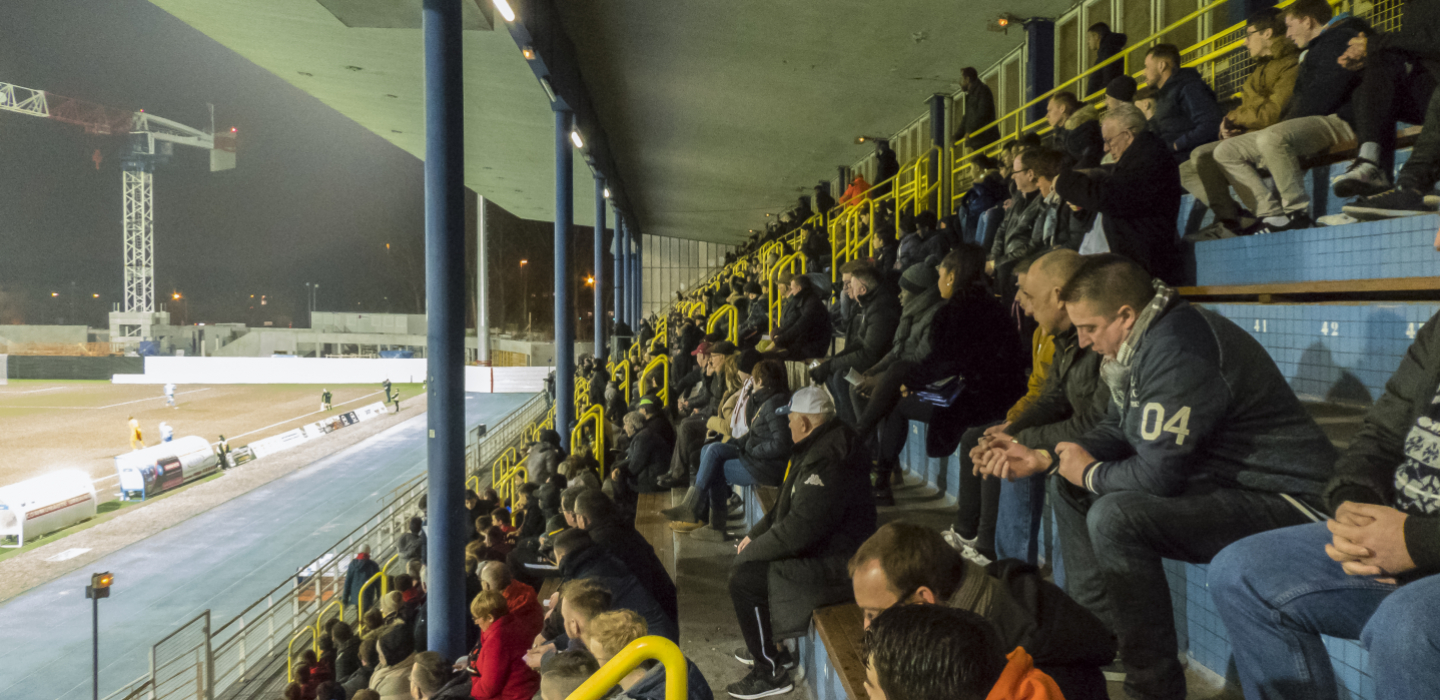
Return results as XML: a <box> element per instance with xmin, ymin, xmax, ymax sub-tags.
<box><xmin>5</xmin><ymin>0</ymin><xmax>1440</xmax><ymax>700</ymax></box>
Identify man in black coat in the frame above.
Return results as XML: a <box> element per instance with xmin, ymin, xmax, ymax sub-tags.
<box><xmin>573</xmin><ymin>490</ymin><xmax>679</xmax><ymax>626</ymax></box>
<box><xmin>725</xmin><ymin>387</ymin><xmax>876</xmax><ymax>698</ymax></box>
<box><xmin>766</xmin><ymin>275</ymin><xmax>830</xmax><ymax>361</ymax></box>
<box><xmin>1055</xmin><ymin>103</ymin><xmax>1182</xmax><ymax>284</ymax></box>
<box><xmin>956</xmin><ymin>67</ymin><xmax>1000</xmax><ymax>150</ymax></box>
<box><xmin>553</xmin><ymin>528</ymin><xmax>679</xmax><ymax>642</ymax></box>
<box><xmin>809</xmin><ymin>261</ymin><xmax>901</xmax><ymax>425</ymax></box>
<box><xmin>1143</xmin><ymin>43</ymin><xmax>1223</xmax><ymax>162</ymax></box>
<box><xmin>1086</xmin><ymin>23</ymin><xmax>1128</xmax><ymax>99</ymax></box>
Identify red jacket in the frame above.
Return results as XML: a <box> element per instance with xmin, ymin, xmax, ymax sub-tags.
<box><xmin>469</xmin><ymin>613</ymin><xmax>540</xmax><ymax>700</ymax></box>
<box><xmin>502</xmin><ymin>580</ymin><xmax>545</xmax><ymax>642</ymax></box>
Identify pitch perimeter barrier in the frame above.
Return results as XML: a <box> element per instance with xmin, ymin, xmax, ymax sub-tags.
<box><xmin>110</xmin><ymin>357</ymin><xmax>549</xmax><ymax>392</ymax></box>
<box><xmin>88</xmin><ymin>391</ymin><xmax>549</xmax><ymax>700</ymax></box>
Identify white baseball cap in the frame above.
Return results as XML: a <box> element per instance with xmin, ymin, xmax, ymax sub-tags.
<box><xmin>777</xmin><ymin>386</ymin><xmax>835</xmax><ymax>415</ymax></box>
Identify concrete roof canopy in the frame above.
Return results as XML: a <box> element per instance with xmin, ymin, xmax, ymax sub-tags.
<box><xmin>148</xmin><ymin>0</ymin><xmax>1071</xmax><ymax>243</ymax></box>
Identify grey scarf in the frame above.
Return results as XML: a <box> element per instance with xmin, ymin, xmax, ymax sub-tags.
<box><xmin>1100</xmin><ymin>280</ymin><xmax>1175</xmax><ymax>408</ymax></box>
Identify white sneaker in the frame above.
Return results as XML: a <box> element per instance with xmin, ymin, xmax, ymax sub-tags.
<box><xmin>1332</xmin><ymin>159</ymin><xmax>1391</xmax><ymax>199</ymax></box>
<box><xmin>942</xmin><ymin>527</ymin><xmax>993</xmax><ymax>566</ymax></box>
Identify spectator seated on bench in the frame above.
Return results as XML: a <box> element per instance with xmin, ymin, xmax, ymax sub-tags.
<box><xmin>863</xmin><ymin>605</ymin><xmax>1064</xmax><ymax>700</ymax></box>
<box><xmin>810</xmin><ymin>262</ymin><xmax>901</xmax><ymax>427</ymax></box>
<box><xmin>763</xmin><ymin>274</ymin><xmax>831</xmax><ymax>362</ymax></box>
<box><xmin>528</xmin><ymin>578</ymin><xmax>610</xmax><ymax>672</ymax></box>
<box><xmin>849</xmin><ymin>522</ymin><xmax>1113</xmax><ymax>700</ymax></box>
<box><xmin>1210</xmin><ymin>301</ymin><xmax>1440</xmax><ymax>700</ymax></box>
<box><xmin>666</xmin><ymin>358</ymin><xmax>793</xmax><ymax>542</ymax></box>
<box><xmin>552</xmin><ymin>528</ymin><xmax>678</xmax><ymax>643</ymax></box>
<box><xmin>1144</xmin><ymin>42</ymin><xmax>1224</xmax><ymax>164</ymax></box>
<box><xmin>1209</xmin><ymin>0</ymin><xmax>1368</xmax><ymax>234</ymax></box>
<box><xmin>538</xmin><ymin>650</ymin><xmax>600</xmax><ymax>700</ymax></box>
<box><xmin>573</xmin><ymin>490</ymin><xmax>678</xmax><ymax>626</ymax></box>
<box><xmin>726</xmin><ymin>387</ymin><xmax>876</xmax><ymax>699</ymax></box>
<box><xmin>853</xmin><ymin>246</ymin><xmax>1027</xmax><ymax>505</ymax></box>
<box><xmin>1182</xmin><ymin>8</ymin><xmax>1299</xmax><ymax>239</ymax></box>
<box><xmin>985</xmin><ymin>254</ymin><xmax>1337</xmax><ymax>700</ymax></box>
<box><xmin>963</xmin><ymin>250</ymin><xmax>1107</xmax><ymax>566</ymax></box>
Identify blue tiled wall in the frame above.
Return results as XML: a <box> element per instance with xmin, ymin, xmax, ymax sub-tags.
<box><xmin>1192</xmin><ymin>214</ymin><xmax>1440</xmax><ymax>286</ymax></box>
<box><xmin>1201</xmin><ymin>302</ymin><xmax>1439</xmax><ymax>404</ymax></box>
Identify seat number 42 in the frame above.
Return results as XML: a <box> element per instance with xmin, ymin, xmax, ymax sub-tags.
<box><xmin>1139</xmin><ymin>403</ymin><xmax>1191</xmax><ymax>445</ymax></box>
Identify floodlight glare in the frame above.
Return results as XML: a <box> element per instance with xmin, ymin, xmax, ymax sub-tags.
<box><xmin>570</xmin><ymin>130</ymin><xmax>584</xmax><ymax>149</ymax></box>
<box><xmin>492</xmin><ymin>0</ymin><xmax>515</xmax><ymax>22</ymax></box>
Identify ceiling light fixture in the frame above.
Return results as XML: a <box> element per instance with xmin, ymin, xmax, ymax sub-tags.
<box><xmin>570</xmin><ymin>130</ymin><xmax>584</xmax><ymax>149</ymax></box>
<box><xmin>854</xmin><ymin>135</ymin><xmax>886</xmax><ymax>145</ymax></box>
<box><xmin>988</xmin><ymin>13</ymin><xmax>1028</xmax><ymax>33</ymax></box>
<box><xmin>603</xmin><ymin>188</ymin><xmax>611</xmax><ymax>198</ymax></box>
<box><xmin>522</xmin><ymin>46</ymin><xmax>536</xmax><ymax>60</ymax></box>
<box><xmin>492</xmin><ymin>0</ymin><xmax>516</xmax><ymax>22</ymax></box>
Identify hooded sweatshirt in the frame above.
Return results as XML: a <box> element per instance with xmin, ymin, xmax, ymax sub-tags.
<box><xmin>984</xmin><ymin>648</ymin><xmax>1066</xmax><ymax>700</ymax></box>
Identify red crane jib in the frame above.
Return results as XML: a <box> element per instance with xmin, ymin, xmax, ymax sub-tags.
<box><xmin>44</xmin><ymin>91</ymin><xmax>134</xmax><ymax>135</ymax></box>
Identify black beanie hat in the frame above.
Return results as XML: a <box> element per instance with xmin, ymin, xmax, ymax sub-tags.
<box><xmin>1106</xmin><ymin>75</ymin><xmax>1138</xmax><ymax>102</ymax></box>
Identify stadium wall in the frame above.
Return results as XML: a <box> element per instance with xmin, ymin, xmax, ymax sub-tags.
<box><xmin>6</xmin><ymin>356</ymin><xmax>143</xmax><ymax>380</ymax></box>
<box><xmin>110</xmin><ymin>356</ymin><xmax>548</xmax><ymax>392</ymax></box>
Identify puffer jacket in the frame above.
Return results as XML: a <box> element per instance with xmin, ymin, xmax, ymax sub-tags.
<box><xmin>1008</xmin><ymin>326</ymin><xmax>1109</xmax><ymax>453</ymax></box>
<box><xmin>1055</xmin><ymin>105</ymin><xmax>1104</xmax><ymax>168</ymax></box>
<box><xmin>1148</xmin><ymin>66</ymin><xmax>1224</xmax><ymax>161</ymax></box>
<box><xmin>866</xmin><ymin>288</ymin><xmax>944</xmax><ymax>376</ymax></box>
<box><xmin>828</xmin><ymin>287</ymin><xmax>902</xmax><ymax>377</ymax></box>
<box><xmin>739</xmin><ymin>418</ymin><xmax>876</xmax><ymax>638</ymax></box>
<box><xmin>732</xmin><ymin>388</ymin><xmax>793</xmax><ymax>485</ymax></box>
<box><xmin>621</xmin><ymin>422</ymin><xmax>674</xmax><ymax>493</ymax></box>
<box><xmin>771</xmin><ymin>287</ymin><xmax>831</xmax><ymax>360</ymax></box>
<box><xmin>1323</xmin><ymin>310</ymin><xmax>1440</xmax><ymax>573</ymax></box>
<box><xmin>1226</xmin><ymin>36</ymin><xmax>1298</xmax><ymax>132</ymax></box>
<box><xmin>1074</xmin><ymin>299</ymin><xmax>1337</xmax><ymax>502</ymax></box>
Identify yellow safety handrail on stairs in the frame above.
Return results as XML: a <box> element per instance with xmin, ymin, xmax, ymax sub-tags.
<box><xmin>570</xmin><ymin>404</ymin><xmax>606</xmax><ymax>468</ymax></box>
<box><xmin>564</xmin><ymin>636</ymin><xmax>688</xmax><ymax>700</ymax></box>
<box><xmin>640</xmin><ymin>355</ymin><xmax>670</xmax><ymax>405</ymax></box>
<box><xmin>706</xmin><ymin>305</ymin><xmax>738</xmax><ymax>344</ymax></box>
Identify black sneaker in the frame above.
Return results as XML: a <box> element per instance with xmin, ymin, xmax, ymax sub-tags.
<box><xmin>726</xmin><ymin>667</ymin><xmax>794</xmax><ymax>699</ymax></box>
<box><xmin>733</xmin><ymin>646</ymin><xmax>796</xmax><ymax>670</ymax></box>
<box><xmin>873</xmin><ymin>486</ymin><xmax>896</xmax><ymax>507</ymax></box>
<box><xmin>1254</xmin><ymin>211</ymin><xmax>1315</xmax><ymax>235</ymax></box>
<box><xmin>1344</xmin><ymin>187</ymin><xmax>1434</xmax><ymax>220</ymax></box>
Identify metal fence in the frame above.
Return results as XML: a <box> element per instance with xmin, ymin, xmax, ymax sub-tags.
<box><xmin>82</xmin><ymin>392</ymin><xmax>549</xmax><ymax>700</ymax></box>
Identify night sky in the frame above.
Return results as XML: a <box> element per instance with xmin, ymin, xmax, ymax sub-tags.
<box><xmin>0</xmin><ymin>0</ymin><xmax>439</xmax><ymax>328</ymax></box>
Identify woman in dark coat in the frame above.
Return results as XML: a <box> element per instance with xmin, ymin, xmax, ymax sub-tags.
<box><xmin>853</xmin><ymin>244</ymin><xmax>1028</xmax><ymax>503</ymax></box>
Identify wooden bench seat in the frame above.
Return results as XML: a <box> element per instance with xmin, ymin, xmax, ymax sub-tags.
<box><xmin>1180</xmin><ymin>276</ymin><xmax>1440</xmax><ymax>302</ymax></box>
<box><xmin>811</xmin><ymin>604</ymin><xmax>869</xmax><ymax>700</ymax></box>
<box><xmin>635</xmin><ymin>491</ymin><xmax>677</xmax><ymax>580</ymax></box>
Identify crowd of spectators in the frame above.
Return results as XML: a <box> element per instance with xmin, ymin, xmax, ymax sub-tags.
<box><xmin>302</xmin><ymin>5</ymin><xmax>1440</xmax><ymax>699</ymax></box>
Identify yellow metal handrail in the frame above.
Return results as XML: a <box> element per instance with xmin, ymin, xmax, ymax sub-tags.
<box><xmin>379</xmin><ymin>553</ymin><xmax>400</xmax><ymax>597</ymax></box>
<box><xmin>640</xmin><ymin>355</ymin><xmax>671</xmax><ymax>405</ymax></box>
<box><xmin>357</xmin><ymin>571</ymin><xmax>383</xmax><ymax>624</ymax></box>
<box><xmin>570</xmin><ymin>404</ymin><xmax>606</xmax><ymax>467</ymax></box>
<box><xmin>706</xmin><ymin>305</ymin><xmax>739</xmax><ymax>344</ymax></box>
<box><xmin>766</xmin><ymin>252</ymin><xmax>807</xmax><ymax>334</ymax></box>
<box><xmin>313</xmin><ymin>599</ymin><xmax>342</xmax><ymax>652</ymax></box>
<box><xmin>565</xmin><ymin>636</ymin><xmax>688</xmax><ymax>700</ymax></box>
<box><xmin>609</xmin><ymin>358</ymin><xmax>633</xmax><ymax>405</ymax></box>
<box><xmin>286</xmin><ymin>627</ymin><xmax>315</xmax><ymax>682</ymax></box>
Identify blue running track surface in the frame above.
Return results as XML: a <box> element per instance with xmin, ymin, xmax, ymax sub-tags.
<box><xmin>0</xmin><ymin>392</ymin><xmax>533</xmax><ymax>700</ymax></box>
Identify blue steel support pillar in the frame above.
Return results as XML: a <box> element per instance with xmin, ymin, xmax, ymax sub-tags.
<box><xmin>633</xmin><ymin>232</ymin><xmax>643</xmax><ymax>322</ymax></box>
<box><xmin>613</xmin><ymin>210</ymin><xmax>625</xmax><ymax>331</ymax></box>
<box><xmin>594</xmin><ymin>178</ymin><xmax>606</xmax><ymax>356</ymax></box>
<box><xmin>1024</xmin><ymin>20</ymin><xmax>1056</xmax><ymax>125</ymax></box>
<box><xmin>626</xmin><ymin>223</ymin><xmax>638</xmax><ymax>326</ymax></box>
<box><xmin>421</xmin><ymin>0</ymin><xmax>465</xmax><ymax>660</ymax></box>
<box><xmin>620</xmin><ymin>219</ymin><xmax>632</xmax><ymax>327</ymax></box>
<box><xmin>554</xmin><ymin>109</ymin><xmax>574</xmax><ymax>450</ymax></box>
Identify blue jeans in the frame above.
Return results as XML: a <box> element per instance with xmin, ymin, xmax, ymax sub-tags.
<box><xmin>695</xmin><ymin>442</ymin><xmax>752</xmax><ymax>526</ymax></box>
<box><xmin>1209</xmin><ymin>522</ymin><xmax>1440</xmax><ymax>700</ymax></box>
<box><xmin>994</xmin><ymin>474</ymin><xmax>1046</xmax><ymax>564</ymax></box>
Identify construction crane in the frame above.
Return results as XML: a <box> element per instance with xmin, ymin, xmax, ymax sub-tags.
<box><xmin>0</xmin><ymin>81</ymin><xmax>236</xmax><ymax>340</ymax></box>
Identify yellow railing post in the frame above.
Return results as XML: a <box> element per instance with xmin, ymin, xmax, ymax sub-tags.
<box><xmin>569</xmin><ymin>404</ymin><xmax>606</xmax><ymax>467</ymax></box>
<box><xmin>286</xmin><ymin>627</ymin><xmax>316</xmax><ymax>681</ymax></box>
<box><xmin>313</xmin><ymin>599</ymin><xmax>342</xmax><ymax>651</ymax></box>
<box><xmin>379</xmin><ymin>553</ymin><xmax>399</xmax><ymax>597</ymax></box>
<box><xmin>640</xmin><ymin>355</ymin><xmax>671</xmax><ymax>405</ymax></box>
<box><xmin>357</xmin><ymin>571</ymin><xmax>383</xmax><ymax>624</ymax></box>
<box><xmin>563</xmin><ymin>636</ymin><xmax>688</xmax><ymax>700</ymax></box>
<box><xmin>706</xmin><ymin>305</ymin><xmax>739</xmax><ymax>344</ymax></box>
